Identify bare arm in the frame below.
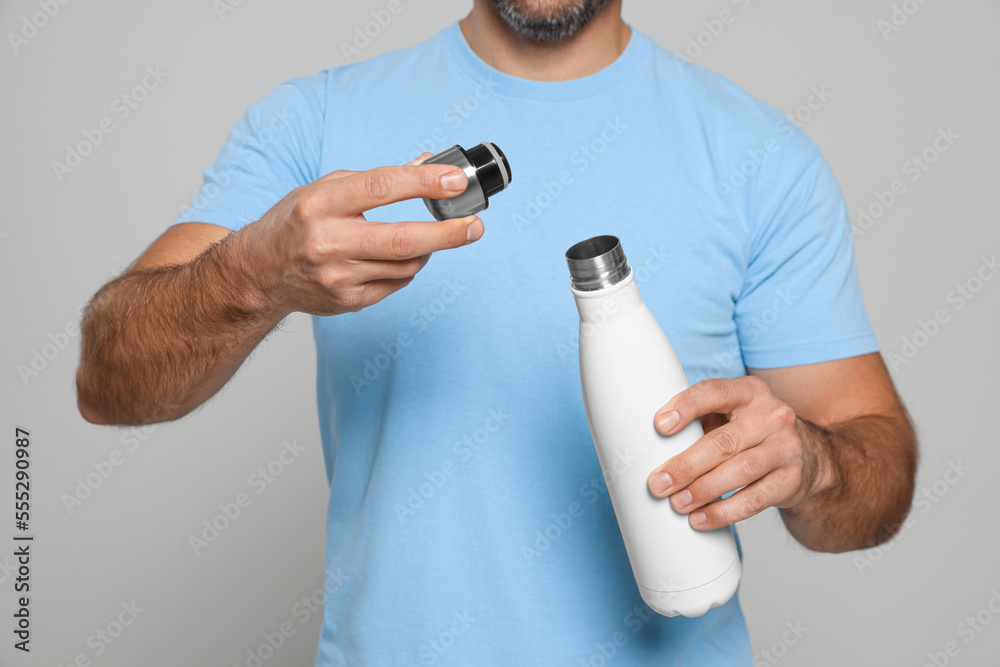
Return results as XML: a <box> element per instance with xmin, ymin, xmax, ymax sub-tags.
<box><xmin>77</xmin><ymin>223</ymin><xmax>282</xmax><ymax>425</ymax></box>
<box><xmin>754</xmin><ymin>355</ymin><xmax>917</xmax><ymax>552</ymax></box>
<box><xmin>647</xmin><ymin>353</ymin><xmax>917</xmax><ymax>553</ymax></box>
<box><xmin>77</xmin><ymin>159</ymin><xmax>481</xmax><ymax>425</ymax></box>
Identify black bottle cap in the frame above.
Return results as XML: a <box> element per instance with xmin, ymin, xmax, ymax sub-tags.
<box><xmin>464</xmin><ymin>142</ymin><xmax>511</xmax><ymax>198</ymax></box>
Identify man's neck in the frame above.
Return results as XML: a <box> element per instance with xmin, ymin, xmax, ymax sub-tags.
<box><xmin>459</xmin><ymin>0</ymin><xmax>630</xmax><ymax>82</ymax></box>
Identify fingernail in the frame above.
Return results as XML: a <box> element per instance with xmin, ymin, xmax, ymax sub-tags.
<box><xmin>690</xmin><ymin>512</ymin><xmax>706</xmax><ymax>528</ymax></box>
<box><xmin>466</xmin><ymin>217</ymin><xmax>484</xmax><ymax>242</ymax></box>
<box><xmin>656</xmin><ymin>409</ymin><xmax>680</xmax><ymax>433</ymax></box>
<box><xmin>649</xmin><ymin>472</ymin><xmax>672</xmax><ymax>495</ymax></box>
<box><xmin>672</xmin><ymin>489</ymin><xmax>693</xmax><ymax>510</ymax></box>
<box><xmin>441</xmin><ymin>170</ymin><xmax>467</xmax><ymax>192</ymax></box>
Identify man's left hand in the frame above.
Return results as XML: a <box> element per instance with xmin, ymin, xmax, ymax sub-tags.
<box><xmin>646</xmin><ymin>375</ymin><xmax>830</xmax><ymax>530</ymax></box>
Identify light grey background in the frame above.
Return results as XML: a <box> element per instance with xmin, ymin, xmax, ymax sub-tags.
<box><xmin>1</xmin><ymin>1</ymin><xmax>998</xmax><ymax>665</ymax></box>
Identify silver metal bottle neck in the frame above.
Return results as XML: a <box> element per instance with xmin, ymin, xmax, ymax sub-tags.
<box><xmin>565</xmin><ymin>235</ymin><xmax>631</xmax><ymax>291</ymax></box>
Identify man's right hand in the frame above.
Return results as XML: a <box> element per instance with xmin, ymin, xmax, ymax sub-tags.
<box><xmin>76</xmin><ymin>155</ymin><xmax>482</xmax><ymax>425</ymax></box>
<box><xmin>242</xmin><ymin>156</ymin><xmax>483</xmax><ymax>319</ymax></box>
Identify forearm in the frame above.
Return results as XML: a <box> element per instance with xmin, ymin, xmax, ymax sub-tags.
<box><xmin>76</xmin><ymin>228</ymin><xmax>286</xmax><ymax>425</ymax></box>
<box><xmin>780</xmin><ymin>412</ymin><xmax>917</xmax><ymax>553</ymax></box>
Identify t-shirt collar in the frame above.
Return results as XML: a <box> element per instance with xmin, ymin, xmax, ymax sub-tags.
<box><xmin>440</xmin><ymin>20</ymin><xmax>647</xmax><ymax>101</ymax></box>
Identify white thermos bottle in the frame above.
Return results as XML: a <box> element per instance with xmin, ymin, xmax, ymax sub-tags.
<box><xmin>565</xmin><ymin>235</ymin><xmax>741</xmax><ymax>618</ymax></box>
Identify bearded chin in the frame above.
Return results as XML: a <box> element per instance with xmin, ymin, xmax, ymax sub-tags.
<box><xmin>486</xmin><ymin>0</ymin><xmax>614</xmax><ymax>41</ymax></box>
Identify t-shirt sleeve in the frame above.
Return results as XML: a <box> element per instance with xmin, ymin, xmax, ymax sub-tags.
<box><xmin>734</xmin><ymin>150</ymin><xmax>880</xmax><ymax>368</ymax></box>
<box><xmin>172</xmin><ymin>78</ymin><xmax>324</xmax><ymax>232</ymax></box>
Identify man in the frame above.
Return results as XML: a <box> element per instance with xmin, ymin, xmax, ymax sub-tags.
<box><xmin>76</xmin><ymin>0</ymin><xmax>917</xmax><ymax>664</ymax></box>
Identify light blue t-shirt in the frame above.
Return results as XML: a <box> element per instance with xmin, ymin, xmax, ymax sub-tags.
<box><xmin>175</xmin><ymin>21</ymin><xmax>878</xmax><ymax>667</ymax></box>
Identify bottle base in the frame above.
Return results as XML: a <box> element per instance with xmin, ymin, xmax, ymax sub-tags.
<box><xmin>638</xmin><ymin>557</ymin><xmax>742</xmax><ymax>618</ymax></box>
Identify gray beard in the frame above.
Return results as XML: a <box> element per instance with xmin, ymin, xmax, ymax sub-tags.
<box><xmin>486</xmin><ymin>0</ymin><xmax>614</xmax><ymax>42</ymax></box>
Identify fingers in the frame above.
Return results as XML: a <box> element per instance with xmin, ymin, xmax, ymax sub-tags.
<box><xmin>645</xmin><ymin>375</ymin><xmax>806</xmax><ymax>530</ymax></box>
<box><xmin>321</xmin><ymin>163</ymin><xmax>469</xmax><ymax>216</ymax></box>
<box><xmin>316</xmin><ymin>152</ymin><xmax>433</xmax><ymax>183</ymax></box>
<box><xmin>654</xmin><ymin>376</ymin><xmax>769</xmax><ymax>435</ymax></box>
<box><xmin>699</xmin><ymin>412</ymin><xmax>729</xmax><ymax>434</ymax></box>
<box><xmin>339</xmin><ymin>276</ymin><xmax>420</xmax><ymax>313</ymax></box>
<box><xmin>363</xmin><ymin>276</ymin><xmax>419</xmax><ymax>300</ymax></box>
<box><xmin>349</xmin><ymin>255</ymin><xmax>432</xmax><ymax>282</ymax></box>
<box><xmin>648</xmin><ymin>417</ymin><xmax>767</xmax><ymax>498</ymax></box>
<box><xmin>684</xmin><ymin>468</ymin><xmax>799</xmax><ymax>529</ymax></box>
<box><xmin>351</xmin><ymin>215</ymin><xmax>485</xmax><ymax>260</ymax></box>
<box><xmin>667</xmin><ymin>446</ymin><xmax>779</xmax><ymax>515</ymax></box>
<box><xmin>319</xmin><ymin>151</ymin><xmax>435</xmax><ymax>181</ymax></box>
